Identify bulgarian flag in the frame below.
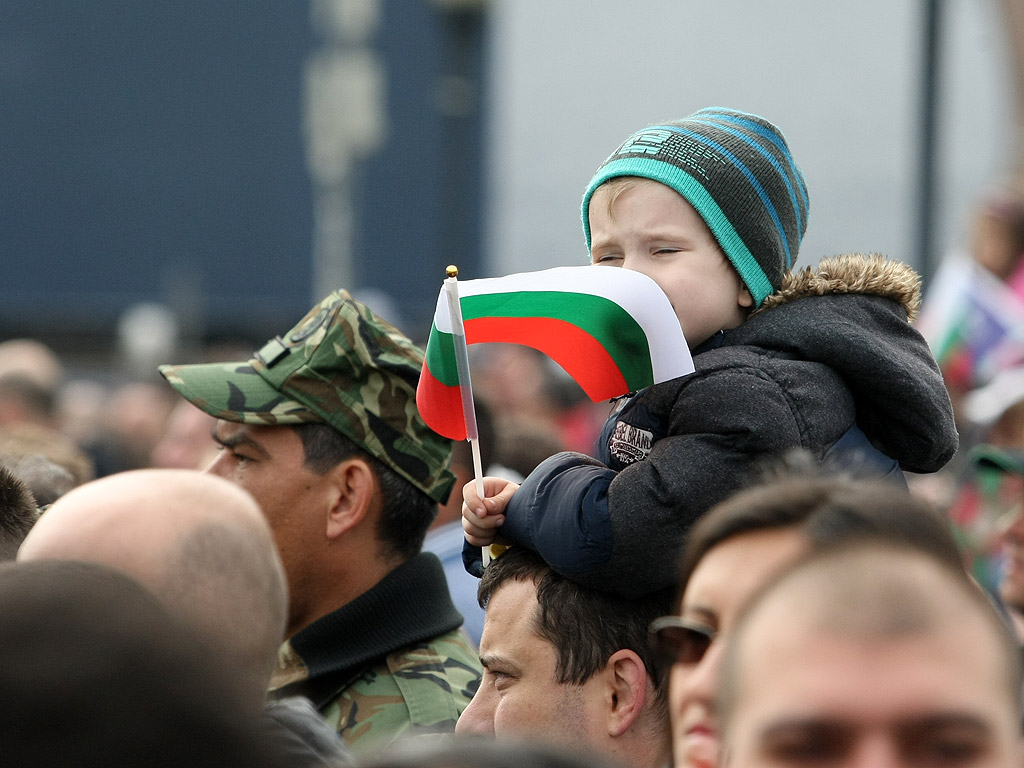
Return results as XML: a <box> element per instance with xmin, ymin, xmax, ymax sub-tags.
<box><xmin>417</xmin><ymin>265</ymin><xmax>693</xmax><ymax>441</ymax></box>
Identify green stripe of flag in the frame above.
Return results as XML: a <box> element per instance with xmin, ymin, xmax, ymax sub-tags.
<box><xmin>424</xmin><ymin>291</ymin><xmax>654</xmax><ymax>390</ymax></box>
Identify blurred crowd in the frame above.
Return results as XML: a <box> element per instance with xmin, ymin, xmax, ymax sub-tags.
<box><xmin>6</xmin><ymin>119</ymin><xmax>1024</xmax><ymax>768</ymax></box>
<box><xmin>0</xmin><ymin>336</ymin><xmax>598</xmax><ymax>502</ymax></box>
<box><xmin>915</xmin><ymin>179</ymin><xmax>1024</xmax><ymax>597</ymax></box>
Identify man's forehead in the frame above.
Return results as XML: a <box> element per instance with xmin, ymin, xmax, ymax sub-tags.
<box><xmin>735</xmin><ymin>613</ymin><xmax>1012</xmax><ymax>723</ymax></box>
<box><xmin>481</xmin><ymin>579</ymin><xmax>549</xmax><ymax>655</ymax></box>
<box><xmin>212</xmin><ymin>419</ymin><xmax>281</xmax><ymax>441</ymax></box>
<box><xmin>213</xmin><ymin>419</ymin><xmax>246</xmax><ymax>435</ymax></box>
<box><xmin>486</xmin><ymin>578</ymin><xmax>540</xmax><ymax>625</ymax></box>
<box><xmin>211</xmin><ymin>420</ymin><xmax>302</xmax><ymax>458</ymax></box>
<box><xmin>735</xmin><ymin>552</ymin><xmax>971</xmax><ymax>655</ymax></box>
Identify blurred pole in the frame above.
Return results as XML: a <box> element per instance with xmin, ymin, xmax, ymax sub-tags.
<box><xmin>915</xmin><ymin>0</ymin><xmax>942</xmax><ymax>287</ymax></box>
<box><xmin>305</xmin><ymin>0</ymin><xmax>386</xmax><ymax>302</ymax></box>
<box><xmin>433</xmin><ymin>0</ymin><xmax>487</xmax><ymax>281</ymax></box>
<box><xmin>997</xmin><ymin>0</ymin><xmax>1024</xmax><ymax>180</ymax></box>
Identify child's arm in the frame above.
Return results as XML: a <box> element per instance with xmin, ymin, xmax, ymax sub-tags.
<box><xmin>490</xmin><ymin>368</ymin><xmax>810</xmax><ymax>597</ymax></box>
<box><xmin>459</xmin><ymin>451</ymin><xmax>617</xmax><ymax>579</ymax></box>
<box><xmin>493</xmin><ymin>451</ymin><xmax>617</xmax><ymax>568</ymax></box>
<box><xmin>461</xmin><ymin>476</ymin><xmax>519</xmax><ymax>547</ymax></box>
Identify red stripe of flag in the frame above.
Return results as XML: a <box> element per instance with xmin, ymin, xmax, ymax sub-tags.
<box><xmin>465</xmin><ymin>316</ymin><xmax>628</xmax><ymax>401</ymax></box>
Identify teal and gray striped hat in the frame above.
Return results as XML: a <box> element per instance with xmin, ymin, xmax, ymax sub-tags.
<box><xmin>581</xmin><ymin>107</ymin><xmax>809</xmax><ymax>308</ymax></box>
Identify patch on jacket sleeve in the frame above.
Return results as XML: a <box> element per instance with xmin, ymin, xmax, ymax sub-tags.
<box><xmin>608</xmin><ymin>421</ymin><xmax>654</xmax><ymax>466</ymax></box>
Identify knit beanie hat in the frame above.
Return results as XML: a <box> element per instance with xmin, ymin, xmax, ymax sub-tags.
<box><xmin>581</xmin><ymin>107</ymin><xmax>809</xmax><ymax>308</ymax></box>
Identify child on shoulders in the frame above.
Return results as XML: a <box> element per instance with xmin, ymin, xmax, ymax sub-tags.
<box><xmin>463</xmin><ymin>107</ymin><xmax>958</xmax><ymax>597</ymax></box>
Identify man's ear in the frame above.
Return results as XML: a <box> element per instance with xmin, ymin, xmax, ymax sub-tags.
<box><xmin>604</xmin><ymin>649</ymin><xmax>648</xmax><ymax>737</ymax></box>
<box><xmin>738</xmin><ymin>286</ymin><xmax>754</xmax><ymax>309</ymax></box>
<box><xmin>324</xmin><ymin>458</ymin><xmax>377</xmax><ymax>540</ymax></box>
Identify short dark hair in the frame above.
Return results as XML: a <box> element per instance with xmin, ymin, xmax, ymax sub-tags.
<box><xmin>478</xmin><ymin>547</ymin><xmax>673</xmax><ymax>707</ymax></box>
<box><xmin>676</xmin><ymin>450</ymin><xmax>963</xmax><ymax>602</ymax></box>
<box><xmin>1</xmin><ymin>454</ymin><xmax>75</xmax><ymax>508</ymax></box>
<box><xmin>293</xmin><ymin>423</ymin><xmax>437</xmax><ymax>560</ymax></box>
<box><xmin>0</xmin><ymin>465</ymin><xmax>38</xmax><ymax>561</ymax></box>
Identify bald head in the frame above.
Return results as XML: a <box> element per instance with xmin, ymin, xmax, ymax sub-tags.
<box><xmin>19</xmin><ymin>469</ymin><xmax>288</xmax><ymax>707</ymax></box>
<box><xmin>0</xmin><ymin>339</ymin><xmax>61</xmax><ymax>389</ymax></box>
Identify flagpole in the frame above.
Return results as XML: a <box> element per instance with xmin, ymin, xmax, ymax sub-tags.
<box><xmin>443</xmin><ymin>265</ymin><xmax>490</xmax><ymax>567</ymax></box>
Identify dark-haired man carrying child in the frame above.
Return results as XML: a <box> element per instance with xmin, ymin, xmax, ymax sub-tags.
<box><xmin>463</xmin><ymin>107</ymin><xmax>958</xmax><ymax>598</ymax></box>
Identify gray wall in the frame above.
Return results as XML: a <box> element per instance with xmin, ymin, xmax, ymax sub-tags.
<box><xmin>483</xmin><ymin>0</ymin><xmax>1014</xmax><ymax>286</ymax></box>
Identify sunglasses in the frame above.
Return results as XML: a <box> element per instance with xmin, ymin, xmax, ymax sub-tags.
<box><xmin>648</xmin><ymin>615</ymin><xmax>717</xmax><ymax>665</ymax></box>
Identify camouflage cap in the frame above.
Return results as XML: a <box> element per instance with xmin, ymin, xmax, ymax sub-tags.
<box><xmin>158</xmin><ymin>291</ymin><xmax>455</xmax><ymax>503</ymax></box>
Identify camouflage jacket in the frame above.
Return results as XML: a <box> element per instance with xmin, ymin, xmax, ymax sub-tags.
<box><xmin>268</xmin><ymin>553</ymin><xmax>482</xmax><ymax>759</ymax></box>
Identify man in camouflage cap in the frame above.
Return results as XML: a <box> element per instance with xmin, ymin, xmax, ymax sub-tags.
<box><xmin>159</xmin><ymin>291</ymin><xmax>482</xmax><ymax>759</ymax></box>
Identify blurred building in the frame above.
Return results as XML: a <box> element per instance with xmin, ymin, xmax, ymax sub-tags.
<box><xmin>0</xmin><ymin>0</ymin><xmax>1015</xmax><ymax>358</ymax></box>
<box><xmin>2</xmin><ymin>0</ymin><xmax>486</xmax><ymax>356</ymax></box>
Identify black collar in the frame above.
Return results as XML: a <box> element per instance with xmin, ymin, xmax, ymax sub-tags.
<box><xmin>270</xmin><ymin>552</ymin><xmax>463</xmax><ymax>708</ymax></box>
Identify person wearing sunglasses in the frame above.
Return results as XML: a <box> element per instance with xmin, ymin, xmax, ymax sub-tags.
<box><xmin>648</xmin><ymin>451</ymin><xmax>965</xmax><ymax>768</ymax></box>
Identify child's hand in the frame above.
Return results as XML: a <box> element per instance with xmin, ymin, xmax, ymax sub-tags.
<box><xmin>462</xmin><ymin>477</ymin><xmax>520</xmax><ymax>547</ymax></box>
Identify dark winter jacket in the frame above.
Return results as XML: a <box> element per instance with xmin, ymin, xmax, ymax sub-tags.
<box><xmin>466</xmin><ymin>254</ymin><xmax>959</xmax><ymax>597</ymax></box>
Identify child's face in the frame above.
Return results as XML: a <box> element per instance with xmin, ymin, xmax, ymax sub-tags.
<box><xmin>588</xmin><ymin>178</ymin><xmax>753</xmax><ymax>348</ymax></box>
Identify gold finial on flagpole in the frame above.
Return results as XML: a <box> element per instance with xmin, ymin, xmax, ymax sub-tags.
<box><xmin>446</xmin><ymin>265</ymin><xmax>459</xmax><ymax>278</ymax></box>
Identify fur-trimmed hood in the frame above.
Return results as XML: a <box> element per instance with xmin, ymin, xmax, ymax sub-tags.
<box><xmin>757</xmin><ymin>253</ymin><xmax>922</xmax><ymax>322</ymax></box>
<box><xmin>711</xmin><ymin>251</ymin><xmax>957</xmax><ymax>474</ymax></box>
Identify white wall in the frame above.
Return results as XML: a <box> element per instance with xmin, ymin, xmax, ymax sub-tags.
<box><xmin>483</xmin><ymin>0</ymin><xmax>1014</xmax><ymax>283</ymax></box>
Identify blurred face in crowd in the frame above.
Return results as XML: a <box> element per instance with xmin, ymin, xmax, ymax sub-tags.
<box><xmin>972</xmin><ymin>209</ymin><xmax>1021</xmax><ymax>282</ymax></box>
<box><xmin>998</xmin><ymin>489</ymin><xmax>1024</xmax><ymax>615</ymax></box>
<box><xmin>150</xmin><ymin>400</ymin><xmax>217</xmax><ymax>469</ymax></box>
<box><xmin>723</xmin><ymin>577</ymin><xmax>1024</xmax><ymax>768</ymax></box>
<box><xmin>456</xmin><ymin>578</ymin><xmax>607</xmax><ymax>746</ymax></box>
<box><xmin>588</xmin><ymin>178</ymin><xmax>752</xmax><ymax>349</ymax></box>
<box><xmin>667</xmin><ymin>528</ymin><xmax>807</xmax><ymax>768</ymax></box>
